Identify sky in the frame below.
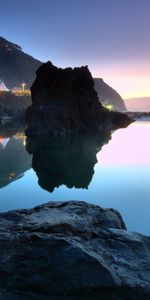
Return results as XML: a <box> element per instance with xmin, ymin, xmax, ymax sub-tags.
<box><xmin>0</xmin><ymin>0</ymin><xmax>150</xmax><ymax>99</ymax></box>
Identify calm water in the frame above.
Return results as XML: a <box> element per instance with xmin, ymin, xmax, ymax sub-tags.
<box><xmin>0</xmin><ymin>121</ymin><xmax>150</xmax><ymax>235</ymax></box>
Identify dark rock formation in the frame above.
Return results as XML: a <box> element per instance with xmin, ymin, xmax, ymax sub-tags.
<box><xmin>109</xmin><ymin>110</ymin><xmax>134</xmax><ymax>129</ymax></box>
<box><xmin>0</xmin><ymin>201</ymin><xmax>149</xmax><ymax>300</ymax></box>
<box><xmin>0</xmin><ymin>37</ymin><xmax>41</xmax><ymax>89</ymax></box>
<box><xmin>26</xmin><ymin>62</ymin><xmax>132</xmax><ymax>136</ymax></box>
<box><xmin>0</xmin><ymin>137</ymin><xmax>31</xmax><ymax>187</ymax></box>
<box><xmin>26</xmin><ymin>62</ymin><xmax>108</xmax><ymax>136</ymax></box>
<box><xmin>26</xmin><ymin>132</ymin><xmax>111</xmax><ymax>192</ymax></box>
<box><xmin>94</xmin><ymin>78</ymin><xmax>127</xmax><ymax>112</ymax></box>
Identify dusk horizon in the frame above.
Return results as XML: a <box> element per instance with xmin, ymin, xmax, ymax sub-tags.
<box><xmin>1</xmin><ymin>0</ymin><xmax>150</xmax><ymax>99</ymax></box>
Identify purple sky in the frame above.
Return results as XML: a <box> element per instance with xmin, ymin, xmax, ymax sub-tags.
<box><xmin>1</xmin><ymin>0</ymin><xmax>150</xmax><ymax>98</ymax></box>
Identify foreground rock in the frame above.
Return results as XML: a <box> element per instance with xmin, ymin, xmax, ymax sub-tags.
<box><xmin>26</xmin><ymin>62</ymin><xmax>132</xmax><ymax>136</ymax></box>
<box><xmin>0</xmin><ymin>201</ymin><xmax>150</xmax><ymax>299</ymax></box>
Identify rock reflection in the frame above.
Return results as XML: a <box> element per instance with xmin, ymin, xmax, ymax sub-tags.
<box><xmin>26</xmin><ymin>132</ymin><xmax>111</xmax><ymax>192</ymax></box>
<box><xmin>0</xmin><ymin>136</ymin><xmax>31</xmax><ymax>187</ymax></box>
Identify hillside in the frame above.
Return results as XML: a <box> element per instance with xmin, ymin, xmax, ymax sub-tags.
<box><xmin>94</xmin><ymin>78</ymin><xmax>126</xmax><ymax>112</ymax></box>
<box><xmin>124</xmin><ymin>97</ymin><xmax>150</xmax><ymax>112</ymax></box>
<box><xmin>0</xmin><ymin>37</ymin><xmax>42</xmax><ymax>89</ymax></box>
<box><xmin>0</xmin><ymin>37</ymin><xmax>127</xmax><ymax>113</ymax></box>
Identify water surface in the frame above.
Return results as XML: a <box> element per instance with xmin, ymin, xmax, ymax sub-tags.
<box><xmin>0</xmin><ymin>121</ymin><xmax>149</xmax><ymax>235</ymax></box>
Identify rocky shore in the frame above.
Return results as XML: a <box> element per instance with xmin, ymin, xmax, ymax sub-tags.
<box><xmin>0</xmin><ymin>201</ymin><xmax>149</xmax><ymax>299</ymax></box>
<box><xmin>0</xmin><ymin>92</ymin><xmax>31</xmax><ymax>132</ymax></box>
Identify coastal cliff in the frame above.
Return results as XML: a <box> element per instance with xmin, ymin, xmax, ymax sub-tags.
<box><xmin>94</xmin><ymin>78</ymin><xmax>127</xmax><ymax>112</ymax></box>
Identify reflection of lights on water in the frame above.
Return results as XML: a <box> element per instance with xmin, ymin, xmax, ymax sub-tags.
<box><xmin>14</xmin><ymin>133</ymin><xmax>27</xmax><ymax>146</ymax></box>
<box><xmin>9</xmin><ymin>173</ymin><xmax>15</xmax><ymax>180</ymax></box>
<box><xmin>0</xmin><ymin>137</ymin><xmax>10</xmax><ymax>147</ymax></box>
<box><xmin>0</xmin><ymin>137</ymin><xmax>4</xmax><ymax>144</ymax></box>
<box><xmin>23</xmin><ymin>137</ymin><xmax>26</xmax><ymax>146</ymax></box>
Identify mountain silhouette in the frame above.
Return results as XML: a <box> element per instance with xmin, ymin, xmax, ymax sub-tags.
<box><xmin>94</xmin><ymin>78</ymin><xmax>126</xmax><ymax>112</ymax></box>
<box><xmin>0</xmin><ymin>36</ymin><xmax>126</xmax><ymax>112</ymax></box>
<box><xmin>0</xmin><ymin>37</ymin><xmax>41</xmax><ymax>89</ymax></box>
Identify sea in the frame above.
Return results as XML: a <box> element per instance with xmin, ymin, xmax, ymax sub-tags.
<box><xmin>0</xmin><ymin>120</ymin><xmax>150</xmax><ymax>235</ymax></box>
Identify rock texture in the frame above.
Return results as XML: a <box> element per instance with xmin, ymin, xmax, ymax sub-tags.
<box><xmin>26</xmin><ymin>62</ymin><xmax>132</xmax><ymax>136</ymax></box>
<box><xmin>0</xmin><ymin>37</ymin><xmax>41</xmax><ymax>89</ymax></box>
<box><xmin>94</xmin><ymin>78</ymin><xmax>127</xmax><ymax>112</ymax></box>
<box><xmin>0</xmin><ymin>201</ymin><xmax>149</xmax><ymax>300</ymax></box>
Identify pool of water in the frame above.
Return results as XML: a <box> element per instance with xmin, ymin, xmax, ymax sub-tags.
<box><xmin>0</xmin><ymin>121</ymin><xmax>150</xmax><ymax>235</ymax></box>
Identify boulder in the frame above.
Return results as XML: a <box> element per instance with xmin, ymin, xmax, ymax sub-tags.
<box><xmin>0</xmin><ymin>201</ymin><xmax>149</xmax><ymax>299</ymax></box>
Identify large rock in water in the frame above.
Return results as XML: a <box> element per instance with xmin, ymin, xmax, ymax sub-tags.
<box><xmin>94</xmin><ymin>78</ymin><xmax>127</xmax><ymax>112</ymax></box>
<box><xmin>26</xmin><ymin>62</ymin><xmax>131</xmax><ymax>136</ymax></box>
<box><xmin>0</xmin><ymin>201</ymin><xmax>149</xmax><ymax>300</ymax></box>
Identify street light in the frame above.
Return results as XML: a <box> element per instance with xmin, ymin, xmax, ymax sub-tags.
<box><xmin>22</xmin><ymin>82</ymin><xmax>26</xmax><ymax>92</ymax></box>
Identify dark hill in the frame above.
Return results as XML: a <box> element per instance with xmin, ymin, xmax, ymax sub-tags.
<box><xmin>0</xmin><ymin>37</ymin><xmax>42</xmax><ymax>89</ymax></box>
<box><xmin>94</xmin><ymin>78</ymin><xmax>126</xmax><ymax>112</ymax></box>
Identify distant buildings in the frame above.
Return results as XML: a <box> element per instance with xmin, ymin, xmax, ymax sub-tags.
<box><xmin>0</xmin><ymin>80</ymin><xmax>9</xmax><ymax>92</ymax></box>
<box><xmin>0</xmin><ymin>79</ymin><xmax>31</xmax><ymax>96</ymax></box>
<box><xmin>12</xmin><ymin>86</ymin><xmax>31</xmax><ymax>96</ymax></box>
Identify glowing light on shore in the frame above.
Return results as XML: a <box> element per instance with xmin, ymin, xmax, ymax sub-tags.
<box><xmin>104</xmin><ymin>104</ymin><xmax>113</xmax><ymax>111</ymax></box>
